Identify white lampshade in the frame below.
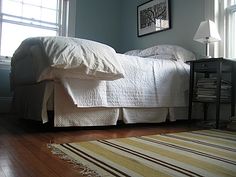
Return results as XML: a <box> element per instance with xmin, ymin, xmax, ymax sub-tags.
<box><xmin>193</xmin><ymin>20</ymin><xmax>221</xmax><ymax>58</ymax></box>
<box><xmin>193</xmin><ymin>20</ymin><xmax>221</xmax><ymax>43</ymax></box>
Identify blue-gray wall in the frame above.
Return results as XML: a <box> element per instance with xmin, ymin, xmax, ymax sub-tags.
<box><xmin>0</xmin><ymin>65</ymin><xmax>12</xmax><ymax>113</ymax></box>
<box><xmin>0</xmin><ymin>68</ymin><xmax>11</xmax><ymax>97</ymax></box>
<box><xmin>75</xmin><ymin>0</ymin><xmax>205</xmax><ymax>55</ymax></box>
<box><xmin>75</xmin><ymin>0</ymin><xmax>122</xmax><ymax>52</ymax></box>
<box><xmin>120</xmin><ymin>0</ymin><xmax>205</xmax><ymax>55</ymax></box>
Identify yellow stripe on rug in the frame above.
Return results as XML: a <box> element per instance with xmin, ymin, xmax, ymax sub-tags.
<box><xmin>49</xmin><ymin>129</ymin><xmax>236</xmax><ymax>177</ymax></box>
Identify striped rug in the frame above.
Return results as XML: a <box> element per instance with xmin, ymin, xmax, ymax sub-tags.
<box><xmin>49</xmin><ymin>129</ymin><xmax>236</xmax><ymax>177</ymax></box>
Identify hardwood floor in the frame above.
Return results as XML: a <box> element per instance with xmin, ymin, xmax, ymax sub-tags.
<box><xmin>0</xmin><ymin>114</ymin><xmax>202</xmax><ymax>177</ymax></box>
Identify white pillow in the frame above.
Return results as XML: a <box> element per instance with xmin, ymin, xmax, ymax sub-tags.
<box><xmin>138</xmin><ymin>46</ymin><xmax>159</xmax><ymax>57</ymax></box>
<box><xmin>124</xmin><ymin>49</ymin><xmax>142</xmax><ymax>56</ymax></box>
<box><xmin>144</xmin><ymin>54</ymin><xmax>176</xmax><ymax>60</ymax></box>
<box><xmin>137</xmin><ymin>45</ymin><xmax>196</xmax><ymax>62</ymax></box>
<box><xmin>39</xmin><ymin>37</ymin><xmax>124</xmax><ymax>80</ymax></box>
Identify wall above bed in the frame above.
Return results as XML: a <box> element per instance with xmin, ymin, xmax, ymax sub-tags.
<box><xmin>75</xmin><ymin>0</ymin><xmax>122</xmax><ymax>53</ymax></box>
<box><xmin>120</xmin><ymin>0</ymin><xmax>205</xmax><ymax>57</ymax></box>
<box><xmin>74</xmin><ymin>0</ymin><xmax>205</xmax><ymax>55</ymax></box>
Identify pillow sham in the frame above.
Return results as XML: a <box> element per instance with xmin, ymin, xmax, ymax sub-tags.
<box><xmin>144</xmin><ymin>54</ymin><xmax>176</xmax><ymax>60</ymax></box>
<box><xmin>124</xmin><ymin>49</ymin><xmax>142</xmax><ymax>56</ymax></box>
<box><xmin>40</xmin><ymin>37</ymin><xmax>124</xmax><ymax>80</ymax></box>
<box><xmin>124</xmin><ymin>45</ymin><xmax>195</xmax><ymax>62</ymax></box>
<box><xmin>15</xmin><ymin>37</ymin><xmax>124</xmax><ymax>81</ymax></box>
<box><xmin>139</xmin><ymin>45</ymin><xmax>196</xmax><ymax>62</ymax></box>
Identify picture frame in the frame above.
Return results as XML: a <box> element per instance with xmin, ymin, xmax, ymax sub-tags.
<box><xmin>137</xmin><ymin>0</ymin><xmax>170</xmax><ymax>37</ymax></box>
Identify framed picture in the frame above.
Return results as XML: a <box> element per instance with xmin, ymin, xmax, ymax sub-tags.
<box><xmin>137</xmin><ymin>0</ymin><xmax>170</xmax><ymax>37</ymax></box>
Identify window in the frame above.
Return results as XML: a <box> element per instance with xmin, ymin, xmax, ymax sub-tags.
<box><xmin>226</xmin><ymin>0</ymin><xmax>236</xmax><ymax>58</ymax></box>
<box><xmin>205</xmin><ymin>0</ymin><xmax>236</xmax><ymax>58</ymax></box>
<box><xmin>0</xmin><ymin>0</ymin><xmax>73</xmax><ymax>57</ymax></box>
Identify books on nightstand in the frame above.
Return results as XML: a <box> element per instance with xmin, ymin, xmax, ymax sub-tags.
<box><xmin>195</xmin><ymin>78</ymin><xmax>231</xmax><ymax>102</ymax></box>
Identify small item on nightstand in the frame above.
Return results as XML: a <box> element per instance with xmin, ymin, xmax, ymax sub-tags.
<box><xmin>195</xmin><ymin>77</ymin><xmax>231</xmax><ymax>102</ymax></box>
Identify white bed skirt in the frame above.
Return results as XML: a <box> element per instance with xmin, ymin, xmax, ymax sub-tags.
<box><xmin>12</xmin><ymin>81</ymin><xmax>192</xmax><ymax>127</ymax></box>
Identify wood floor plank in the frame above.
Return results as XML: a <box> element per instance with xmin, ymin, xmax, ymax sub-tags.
<box><xmin>0</xmin><ymin>166</ymin><xmax>7</xmax><ymax>177</ymax></box>
<box><xmin>0</xmin><ymin>114</ymin><xmax>201</xmax><ymax>177</ymax></box>
<box><xmin>7</xmin><ymin>135</ymin><xmax>67</xmax><ymax>177</ymax></box>
<box><xmin>19</xmin><ymin>134</ymin><xmax>81</xmax><ymax>177</ymax></box>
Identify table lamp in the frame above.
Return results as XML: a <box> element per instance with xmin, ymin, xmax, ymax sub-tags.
<box><xmin>193</xmin><ymin>20</ymin><xmax>221</xmax><ymax>58</ymax></box>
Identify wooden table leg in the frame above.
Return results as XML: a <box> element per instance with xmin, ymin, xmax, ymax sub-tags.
<box><xmin>216</xmin><ymin>61</ymin><xmax>222</xmax><ymax>129</ymax></box>
<box><xmin>188</xmin><ymin>62</ymin><xmax>194</xmax><ymax>121</ymax></box>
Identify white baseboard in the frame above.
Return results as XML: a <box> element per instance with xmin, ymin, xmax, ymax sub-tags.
<box><xmin>0</xmin><ymin>97</ymin><xmax>12</xmax><ymax>113</ymax></box>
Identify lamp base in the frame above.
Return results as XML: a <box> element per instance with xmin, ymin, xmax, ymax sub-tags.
<box><xmin>204</xmin><ymin>42</ymin><xmax>211</xmax><ymax>59</ymax></box>
<box><xmin>200</xmin><ymin>55</ymin><xmax>212</xmax><ymax>59</ymax></box>
<box><xmin>203</xmin><ymin>55</ymin><xmax>212</xmax><ymax>59</ymax></box>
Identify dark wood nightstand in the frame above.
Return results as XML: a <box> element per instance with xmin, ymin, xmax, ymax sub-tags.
<box><xmin>187</xmin><ymin>58</ymin><xmax>236</xmax><ymax>128</ymax></box>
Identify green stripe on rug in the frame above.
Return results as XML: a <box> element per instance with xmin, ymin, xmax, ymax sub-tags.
<box><xmin>49</xmin><ymin>129</ymin><xmax>236</xmax><ymax>177</ymax></box>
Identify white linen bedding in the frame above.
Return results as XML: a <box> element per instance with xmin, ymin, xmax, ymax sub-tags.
<box><xmin>11</xmin><ymin>38</ymin><xmax>190</xmax><ymax>108</ymax></box>
<box><xmin>62</xmin><ymin>54</ymin><xmax>190</xmax><ymax>108</ymax></box>
<box><xmin>11</xmin><ymin>37</ymin><xmax>194</xmax><ymax>127</ymax></box>
<box><xmin>11</xmin><ymin>37</ymin><xmax>124</xmax><ymax>88</ymax></box>
<box><xmin>124</xmin><ymin>45</ymin><xmax>196</xmax><ymax>62</ymax></box>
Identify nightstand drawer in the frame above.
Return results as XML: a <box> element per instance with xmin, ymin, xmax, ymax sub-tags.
<box><xmin>194</xmin><ymin>61</ymin><xmax>232</xmax><ymax>72</ymax></box>
<box><xmin>194</xmin><ymin>61</ymin><xmax>216</xmax><ymax>71</ymax></box>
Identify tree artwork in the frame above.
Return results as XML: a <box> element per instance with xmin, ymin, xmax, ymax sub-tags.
<box><xmin>138</xmin><ymin>0</ymin><xmax>170</xmax><ymax>36</ymax></box>
<box><xmin>140</xmin><ymin>2</ymin><xmax>167</xmax><ymax>29</ymax></box>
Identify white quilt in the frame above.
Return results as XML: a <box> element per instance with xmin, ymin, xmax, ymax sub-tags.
<box><xmin>62</xmin><ymin>54</ymin><xmax>190</xmax><ymax>108</ymax></box>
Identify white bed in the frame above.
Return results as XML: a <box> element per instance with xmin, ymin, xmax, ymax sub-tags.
<box><xmin>11</xmin><ymin>37</ymin><xmax>196</xmax><ymax>127</ymax></box>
